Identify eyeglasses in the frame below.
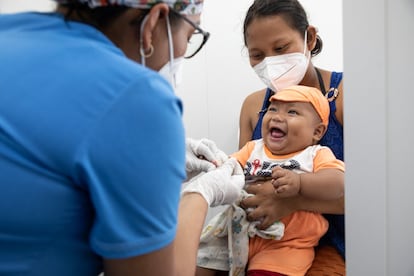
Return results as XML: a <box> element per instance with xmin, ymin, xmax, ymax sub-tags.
<box><xmin>169</xmin><ymin>9</ymin><xmax>210</xmax><ymax>59</ymax></box>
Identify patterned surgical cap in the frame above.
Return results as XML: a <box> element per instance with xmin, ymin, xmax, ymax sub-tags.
<box><xmin>54</xmin><ymin>0</ymin><xmax>203</xmax><ymax>15</ymax></box>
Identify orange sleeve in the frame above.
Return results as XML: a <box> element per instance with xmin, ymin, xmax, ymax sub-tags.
<box><xmin>313</xmin><ymin>147</ymin><xmax>345</xmax><ymax>172</ymax></box>
<box><xmin>231</xmin><ymin>141</ymin><xmax>256</xmax><ymax>167</ymax></box>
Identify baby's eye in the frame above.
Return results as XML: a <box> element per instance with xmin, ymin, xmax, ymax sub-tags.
<box><xmin>288</xmin><ymin>109</ymin><xmax>299</xmax><ymax>115</ymax></box>
<box><xmin>267</xmin><ymin>106</ymin><xmax>277</xmax><ymax>112</ymax></box>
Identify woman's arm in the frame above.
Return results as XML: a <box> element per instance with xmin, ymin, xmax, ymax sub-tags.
<box><xmin>242</xmin><ymin>181</ymin><xmax>344</xmax><ymax>230</ymax></box>
<box><xmin>175</xmin><ymin>193</ymin><xmax>209</xmax><ymax>276</ymax></box>
<box><xmin>296</xmin><ymin>169</ymin><xmax>344</xmax><ymax>200</ymax></box>
<box><xmin>103</xmin><ymin>193</ymin><xmax>207</xmax><ymax>276</ymax></box>
<box><xmin>238</xmin><ymin>89</ymin><xmax>266</xmax><ymax>149</ymax></box>
<box><xmin>103</xmin><ymin>244</ymin><xmax>176</xmax><ymax>276</ymax></box>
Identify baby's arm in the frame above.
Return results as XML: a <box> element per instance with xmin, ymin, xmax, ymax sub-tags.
<box><xmin>295</xmin><ymin>168</ymin><xmax>344</xmax><ymax>200</ymax></box>
<box><xmin>272</xmin><ymin>167</ymin><xmax>344</xmax><ymax>200</ymax></box>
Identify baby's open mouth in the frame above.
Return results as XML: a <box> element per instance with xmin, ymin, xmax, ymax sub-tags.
<box><xmin>270</xmin><ymin>127</ymin><xmax>285</xmax><ymax>138</ymax></box>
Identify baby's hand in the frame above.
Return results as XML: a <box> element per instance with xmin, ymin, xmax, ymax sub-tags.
<box><xmin>271</xmin><ymin>167</ymin><xmax>301</xmax><ymax>197</ymax></box>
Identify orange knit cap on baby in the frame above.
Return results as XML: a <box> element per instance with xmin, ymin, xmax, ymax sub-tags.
<box><xmin>269</xmin><ymin>85</ymin><xmax>330</xmax><ymax>126</ymax></box>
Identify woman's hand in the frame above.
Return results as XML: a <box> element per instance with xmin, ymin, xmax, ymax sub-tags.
<box><xmin>242</xmin><ymin>180</ymin><xmax>345</xmax><ymax>230</ymax></box>
<box><xmin>241</xmin><ymin>181</ymin><xmax>299</xmax><ymax>229</ymax></box>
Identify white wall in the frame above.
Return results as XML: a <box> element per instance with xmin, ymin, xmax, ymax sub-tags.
<box><xmin>0</xmin><ymin>0</ymin><xmax>55</xmax><ymax>13</ymax></box>
<box><xmin>343</xmin><ymin>0</ymin><xmax>414</xmax><ymax>275</ymax></box>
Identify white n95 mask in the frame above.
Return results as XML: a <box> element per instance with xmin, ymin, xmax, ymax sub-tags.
<box><xmin>253</xmin><ymin>31</ymin><xmax>309</xmax><ymax>92</ymax></box>
<box><xmin>140</xmin><ymin>14</ymin><xmax>184</xmax><ymax>90</ymax></box>
<box><xmin>158</xmin><ymin>56</ymin><xmax>184</xmax><ymax>88</ymax></box>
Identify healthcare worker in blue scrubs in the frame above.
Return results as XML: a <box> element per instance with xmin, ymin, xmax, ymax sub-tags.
<box><xmin>0</xmin><ymin>1</ymin><xmax>243</xmax><ymax>275</ymax></box>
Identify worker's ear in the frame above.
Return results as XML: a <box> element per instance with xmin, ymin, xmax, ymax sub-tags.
<box><xmin>140</xmin><ymin>4</ymin><xmax>169</xmax><ymax>52</ymax></box>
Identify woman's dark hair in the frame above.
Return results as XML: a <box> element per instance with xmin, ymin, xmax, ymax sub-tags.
<box><xmin>60</xmin><ymin>1</ymin><xmax>181</xmax><ymax>31</ymax></box>
<box><xmin>243</xmin><ymin>0</ymin><xmax>322</xmax><ymax>56</ymax></box>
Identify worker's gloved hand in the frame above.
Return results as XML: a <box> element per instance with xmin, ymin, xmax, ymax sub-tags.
<box><xmin>182</xmin><ymin>157</ymin><xmax>244</xmax><ymax>207</ymax></box>
<box><xmin>185</xmin><ymin>138</ymin><xmax>229</xmax><ymax>180</ymax></box>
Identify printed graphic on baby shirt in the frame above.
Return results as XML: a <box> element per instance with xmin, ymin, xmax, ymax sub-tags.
<box><xmin>244</xmin><ymin>159</ymin><xmax>301</xmax><ymax>177</ymax></box>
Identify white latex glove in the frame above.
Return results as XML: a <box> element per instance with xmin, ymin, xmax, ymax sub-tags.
<box><xmin>185</xmin><ymin>138</ymin><xmax>229</xmax><ymax>180</ymax></box>
<box><xmin>182</xmin><ymin>157</ymin><xmax>244</xmax><ymax>207</ymax></box>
